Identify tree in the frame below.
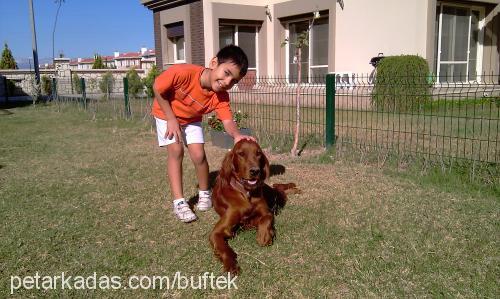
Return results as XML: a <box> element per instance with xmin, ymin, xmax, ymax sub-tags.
<box><xmin>126</xmin><ymin>68</ymin><xmax>143</xmax><ymax>99</ymax></box>
<box><xmin>72</xmin><ymin>73</ymin><xmax>82</xmax><ymax>94</ymax></box>
<box><xmin>0</xmin><ymin>43</ymin><xmax>18</xmax><ymax>69</ymax></box>
<box><xmin>92</xmin><ymin>55</ymin><xmax>106</xmax><ymax>69</ymax></box>
<box><xmin>41</xmin><ymin>75</ymin><xmax>52</xmax><ymax>96</ymax></box>
<box><xmin>281</xmin><ymin>12</ymin><xmax>320</xmax><ymax>156</ymax></box>
<box><xmin>142</xmin><ymin>65</ymin><xmax>161</xmax><ymax>98</ymax></box>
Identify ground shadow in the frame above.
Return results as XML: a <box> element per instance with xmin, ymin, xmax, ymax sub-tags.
<box><xmin>0</xmin><ymin>98</ymin><xmax>34</xmax><ymax>111</ymax></box>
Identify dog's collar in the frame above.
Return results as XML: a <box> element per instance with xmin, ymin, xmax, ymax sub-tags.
<box><xmin>230</xmin><ymin>177</ymin><xmax>250</xmax><ymax>199</ymax></box>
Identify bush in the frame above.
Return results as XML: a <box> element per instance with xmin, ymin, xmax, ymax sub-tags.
<box><xmin>142</xmin><ymin>65</ymin><xmax>161</xmax><ymax>98</ymax></box>
<box><xmin>207</xmin><ymin>111</ymin><xmax>248</xmax><ymax>131</ymax></box>
<box><xmin>99</xmin><ymin>71</ymin><xmax>114</xmax><ymax>99</ymax></box>
<box><xmin>72</xmin><ymin>74</ymin><xmax>82</xmax><ymax>94</ymax></box>
<box><xmin>5</xmin><ymin>79</ymin><xmax>18</xmax><ymax>95</ymax></box>
<box><xmin>372</xmin><ymin>55</ymin><xmax>431</xmax><ymax>112</ymax></box>
<box><xmin>41</xmin><ymin>75</ymin><xmax>52</xmax><ymax>96</ymax></box>
<box><xmin>126</xmin><ymin>68</ymin><xmax>143</xmax><ymax>98</ymax></box>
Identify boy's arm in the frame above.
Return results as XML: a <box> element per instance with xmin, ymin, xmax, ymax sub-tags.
<box><xmin>222</xmin><ymin>120</ymin><xmax>256</xmax><ymax>144</ymax></box>
<box><xmin>153</xmin><ymin>83</ymin><xmax>182</xmax><ymax>143</ymax></box>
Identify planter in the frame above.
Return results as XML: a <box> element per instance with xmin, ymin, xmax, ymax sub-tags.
<box><xmin>210</xmin><ymin>128</ymin><xmax>252</xmax><ymax>149</ymax></box>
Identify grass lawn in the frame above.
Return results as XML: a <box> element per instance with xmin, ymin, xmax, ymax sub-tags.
<box><xmin>0</xmin><ymin>103</ymin><xmax>498</xmax><ymax>298</ymax></box>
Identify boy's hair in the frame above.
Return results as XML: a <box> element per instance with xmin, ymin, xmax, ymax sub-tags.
<box><xmin>216</xmin><ymin>45</ymin><xmax>248</xmax><ymax>77</ymax></box>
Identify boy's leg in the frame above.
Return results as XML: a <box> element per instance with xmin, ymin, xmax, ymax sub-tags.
<box><xmin>184</xmin><ymin>122</ymin><xmax>212</xmax><ymax>211</ymax></box>
<box><xmin>167</xmin><ymin>142</ymin><xmax>197</xmax><ymax>223</ymax></box>
<box><xmin>166</xmin><ymin>142</ymin><xmax>185</xmax><ymax>200</ymax></box>
<box><xmin>156</xmin><ymin>117</ymin><xmax>197</xmax><ymax>223</ymax></box>
<box><xmin>187</xmin><ymin>143</ymin><xmax>212</xmax><ymax>211</ymax></box>
<box><xmin>187</xmin><ymin>143</ymin><xmax>209</xmax><ymax>191</ymax></box>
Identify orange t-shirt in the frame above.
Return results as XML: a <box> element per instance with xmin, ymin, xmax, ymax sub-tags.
<box><xmin>151</xmin><ymin>64</ymin><xmax>233</xmax><ymax>125</ymax></box>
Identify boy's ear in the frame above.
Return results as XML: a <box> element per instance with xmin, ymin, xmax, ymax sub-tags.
<box><xmin>209</xmin><ymin>57</ymin><xmax>218</xmax><ymax>69</ymax></box>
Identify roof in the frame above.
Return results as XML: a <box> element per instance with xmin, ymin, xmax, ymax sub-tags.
<box><xmin>115</xmin><ymin>52</ymin><xmax>141</xmax><ymax>60</ymax></box>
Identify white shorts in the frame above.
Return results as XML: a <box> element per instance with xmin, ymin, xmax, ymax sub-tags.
<box><xmin>155</xmin><ymin>117</ymin><xmax>204</xmax><ymax>147</ymax></box>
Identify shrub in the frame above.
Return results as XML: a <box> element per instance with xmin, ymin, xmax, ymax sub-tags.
<box><xmin>72</xmin><ymin>73</ymin><xmax>82</xmax><ymax>94</ymax></box>
<box><xmin>372</xmin><ymin>55</ymin><xmax>431</xmax><ymax>112</ymax></box>
<box><xmin>208</xmin><ymin>111</ymin><xmax>248</xmax><ymax>131</ymax></box>
<box><xmin>142</xmin><ymin>65</ymin><xmax>161</xmax><ymax>98</ymax></box>
<box><xmin>126</xmin><ymin>68</ymin><xmax>143</xmax><ymax>98</ymax></box>
<box><xmin>6</xmin><ymin>79</ymin><xmax>17</xmax><ymax>95</ymax></box>
<box><xmin>99</xmin><ymin>71</ymin><xmax>114</xmax><ymax>100</ymax></box>
<box><xmin>41</xmin><ymin>75</ymin><xmax>52</xmax><ymax>96</ymax></box>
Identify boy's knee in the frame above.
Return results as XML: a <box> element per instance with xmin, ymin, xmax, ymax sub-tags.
<box><xmin>167</xmin><ymin>144</ymin><xmax>184</xmax><ymax>159</ymax></box>
<box><xmin>190</xmin><ymin>150</ymin><xmax>207</xmax><ymax>165</ymax></box>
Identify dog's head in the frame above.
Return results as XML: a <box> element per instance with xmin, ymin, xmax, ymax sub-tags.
<box><xmin>219</xmin><ymin>139</ymin><xmax>270</xmax><ymax>190</ymax></box>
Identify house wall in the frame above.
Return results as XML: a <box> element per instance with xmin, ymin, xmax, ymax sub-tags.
<box><xmin>204</xmin><ymin>0</ymin><xmax>335</xmax><ymax>76</ymax></box>
<box><xmin>153</xmin><ymin>10</ymin><xmax>163</xmax><ymax>68</ymax></box>
<box><xmin>146</xmin><ymin>0</ymin><xmax>499</xmax><ymax>77</ymax></box>
<box><xmin>204</xmin><ymin>2</ymin><xmax>267</xmax><ymax>74</ymax></box>
<box><xmin>483</xmin><ymin>3</ymin><xmax>500</xmax><ymax>75</ymax></box>
<box><xmin>335</xmin><ymin>0</ymin><xmax>434</xmax><ymax>74</ymax></box>
<box><xmin>159</xmin><ymin>5</ymin><xmax>191</xmax><ymax>67</ymax></box>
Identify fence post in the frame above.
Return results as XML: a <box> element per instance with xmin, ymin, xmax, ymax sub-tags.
<box><xmin>70</xmin><ymin>70</ymin><xmax>74</xmax><ymax>94</ymax></box>
<box><xmin>81</xmin><ymin>77</ymin><xmax>87</xmax><ymax>110</ymax></box>
<box><xmin>123</xmin><ymin>77</ymin><xmax>131</xmax><ymax>119</ymax></box>
<box><xmin>51</xmin><ymin>77</ymin><xmax>57</xmax><ymax>102</ymax></box>
<box><xmin>3</xmin><ymin>77</ymin><xmax>8</xmax><ymax>103</ymax></box>
<box><xmin>325</xmin><ymin>73</ymin><xmax>336</xmax><ymax>148</ymax></box>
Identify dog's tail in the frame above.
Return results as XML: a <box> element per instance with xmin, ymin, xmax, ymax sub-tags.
<box><xmin>272</xmin><ymin>183</ymin><xmax>301</xmax><ymax>195</ymax></box>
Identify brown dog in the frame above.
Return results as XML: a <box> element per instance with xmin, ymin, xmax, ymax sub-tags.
<box><xmin>209</xmin><ymin>139</ymin><xmax>298</xmax><ymax>274</ymax></box>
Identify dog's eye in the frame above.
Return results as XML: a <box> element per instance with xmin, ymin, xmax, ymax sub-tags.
<box><xmin>237</xmin><ymin>151</ymin><xmax>245</xmax><ymax>157</ymax></box>
<box><xmin>256</xmin><ymin>151</ymin><xmax>262</xmax><ymax>157</ymax></box>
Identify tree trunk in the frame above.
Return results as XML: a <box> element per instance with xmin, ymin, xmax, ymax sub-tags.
<box><xmin>291</xmin><ymin>47</ymin><xmax>301</xmax><ymax>156</ymax></box>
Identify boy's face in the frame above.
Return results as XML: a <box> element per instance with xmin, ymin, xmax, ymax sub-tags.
<box><xmin>208</xmin><ymin>58</ymin><xmax>244</xmax><ymax>92</ymax></box>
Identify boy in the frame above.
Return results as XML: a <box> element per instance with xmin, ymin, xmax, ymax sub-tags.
<box><xmin>152</xmin><ymin>45</ymin><xmax>253</xmax><ymax>223</ymax></box>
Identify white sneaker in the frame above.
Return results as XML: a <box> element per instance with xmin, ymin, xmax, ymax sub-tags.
<box><xmin>173</xmin><ymin>200</ymin><xmax>197</xmax><ymax>223</ymax></box>
<box><xmin>196</xmin><ymin>191</ymin><xmax>212</xmax><ymax>211</ymax></box>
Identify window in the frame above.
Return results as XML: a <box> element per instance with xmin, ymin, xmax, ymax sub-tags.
<box><xmin>435</xmin><ymin>3</ymin><xmax>483</xmax><ymax>83</ymax></box>
<box><xmin>166</xmin><ymin>22</ymin><xmax>185</xmax><ymax>64</ymax></box>
<box><xmin>219</xmin><ymin>24</ymin><xmax>258</xmax><ymax>71</ymax></box>
<box><xmin>173</xmin><ymin>36</ymin><xmax>185</xmax><ymax>63</ymax></box>
<box><xmin>286</xmin><ymin>17</ymin><xmax>328</xmax><ymax>83</ymax></box>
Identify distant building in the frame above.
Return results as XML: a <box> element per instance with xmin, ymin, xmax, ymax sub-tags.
<box><xmin>67</xmin><ymin>48</ymin><xmax>156</xmax><ymax>70</ymax></box>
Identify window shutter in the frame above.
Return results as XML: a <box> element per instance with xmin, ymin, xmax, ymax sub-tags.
<box><xmin>166</xmin><ymin>22</ymin><xmax>184</xmax><ymax>38</ymax></box>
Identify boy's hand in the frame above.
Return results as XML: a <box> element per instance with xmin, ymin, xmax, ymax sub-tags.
<box><xmin>234</xmin><ymin>134</ymin><xmax>256</xmax><ymax>144</ymax></box>
<box><xmin>165</xmin><ymin>118</ymin><xmax>183</xmax><ymax>143</ymax></box>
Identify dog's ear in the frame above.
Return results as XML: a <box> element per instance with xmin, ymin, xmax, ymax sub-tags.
<box><xmin>219</xmin><ymin>150</ymin><xmax>235</xmax><ymax>184</ymax></box>
<box><xmin>261</xmin><ymin>151</ymin><xmax>270</xmax><ymax>180</ymax></box>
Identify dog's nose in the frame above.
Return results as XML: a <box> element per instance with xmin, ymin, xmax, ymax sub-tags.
<box><xmin>249</xmin><ymin>167</ymin><xmax>260</xmax><ymax>177</ymax></box>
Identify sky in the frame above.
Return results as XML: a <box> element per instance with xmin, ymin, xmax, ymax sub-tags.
<box><xmin>0</xmin><ymin>0</ymin><xmax>154</xmax><ymax>66</ymax></box>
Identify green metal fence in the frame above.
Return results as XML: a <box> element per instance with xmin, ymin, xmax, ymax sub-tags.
<box><xmin>53</xmin><ymin>73</ymin><xmax>500</xmax><ymax>163</ymax></box>
<box><xmin>330</xmin><ymin>73</ymin><xmax>500</xmax><ymax>163</ymax></box>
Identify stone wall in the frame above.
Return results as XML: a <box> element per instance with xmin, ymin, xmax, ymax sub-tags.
<box><xmin>0</xmin><ymin>58</ymin><xmax>147</xmax><ymax>97</ymax></box>
<box><xmin>0</xmin><ymin>69</ymin><xmax>56</xmax><ymax>96</ymax></box>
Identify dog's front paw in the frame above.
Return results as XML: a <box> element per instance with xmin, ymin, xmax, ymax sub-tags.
<box><xmin>257</xmin><ymin>228</ymin><xmax>274</xmax><ymax>246</ymax></box>
<box><xmin>224</xmin><ymin>261</ymin><xmax>240</xmax><ymax>275</ymax></box>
